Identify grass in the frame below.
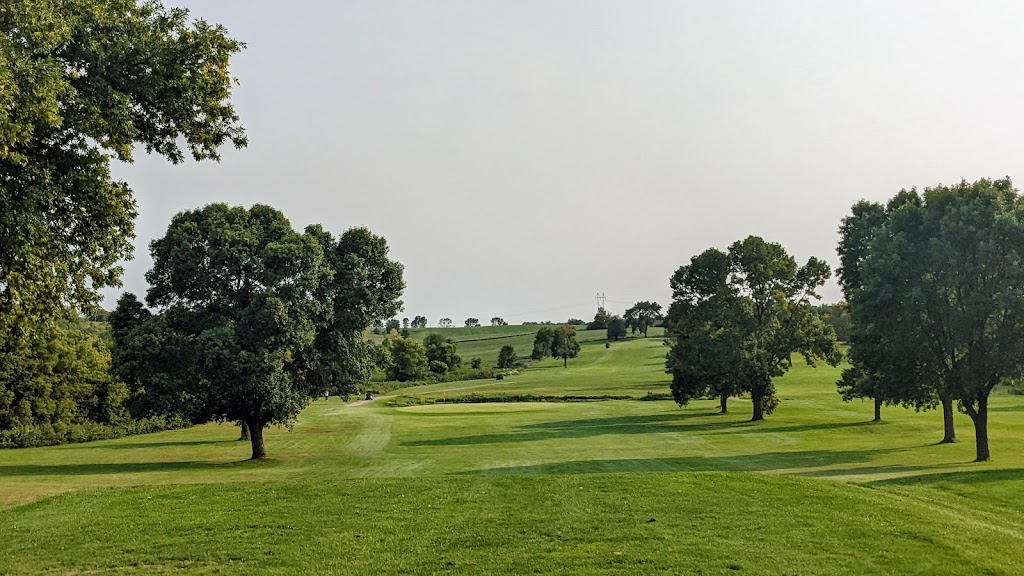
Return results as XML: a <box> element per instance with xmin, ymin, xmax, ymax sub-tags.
<box><xmin>2</xmin><ymin>331</ymin><xmax>1024</xmax><ymax>573</ymax></box>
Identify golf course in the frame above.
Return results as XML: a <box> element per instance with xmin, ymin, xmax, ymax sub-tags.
<box><xmin>3</xmin><ymin>326</ymin><xmax>1023</xmax><ymax>575</ymax></box>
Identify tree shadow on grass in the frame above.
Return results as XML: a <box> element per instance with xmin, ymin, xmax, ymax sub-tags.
<box><xmin>0</xmin><ymin>460</ymin><xmax>244</xmax><ymax>477</ymax></box>
<box><xmin>91</xmin><ymin>439</ymin><xmax>240</xmax><ymax>450</ymax></box>
<box><xmin>867</xmin><ymin>467</ymin><xmax>1024</xmax><ymax>488</ymax></box>
<box><xmin>402</xmin><ymin>412</ymin><xmax>875</xmax><ymax>447</ymax></box>
<box><xmin>463</xmin><ymin>448</ymin><xmax>902</xmax><ymax>475</ymax></box>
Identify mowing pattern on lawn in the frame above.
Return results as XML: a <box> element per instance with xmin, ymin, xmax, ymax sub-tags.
<box><xmin>2</xmin><ymin>330</ymin><xmax>1024</xmax><ymax>574</ymax></box>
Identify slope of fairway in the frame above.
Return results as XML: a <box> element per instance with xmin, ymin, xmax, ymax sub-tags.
<box><xmin>404</xmin><ymin>323</ymin><xmax>616</xmax><ymax>366</ymax></box>
<box><xmin>391</xmin><ymin>334</ymin><xmax>670</xmax><ymax>399</ymax></box>
<box><xmin>3</xmin><ymin>330</ymin><xmax>1024</xmax><ymax>573</ymax></box>
<box><xmin>4</xmin><ymin>472</ymin><xmax>1024</xmax><ymax>575</ymax></box>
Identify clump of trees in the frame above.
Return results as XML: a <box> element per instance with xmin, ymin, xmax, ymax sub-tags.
<box><xmin>0</xmin><ymin>0</ymin><xmax>247</xmax><ymax>448</ymax></box>
<box><xmin>497</xmin><ymin>345</ymin><xmax>518</xmax><ymax>368</ymax></box>
<box><xmin>666</xmin><ymin>236</ymin><xmax>840</xmax><ymax>420</ymax></box>
<box><xmin>532</xmin><ymin>326</ymin><xmax>555</xmax><ymax>359</ymax></box>
<box><xmin>387</xmin><ymin>335</ymin><xmax>429</xmax><ymax>382</ymax></box>
<box><xmin>586</xmin><ymin>308</ymin><xmax>611</xmax><ymax>330</ymax></box>
<box><xmin>465</xmin><ymin>318</ymin><xmax>480</xmax><ymax>327</ymax></box>
<box><xmin>112</xmin><ymin>204</ymin><xmax>404</xmax><ymax>459</ymax></box>
<box><xmin>424</xmin><ymin>334</ymin><xmax>462</xmax><ymax>373</ymax></box>
<box><xmin>624</xmin><ymin>302</ymin><xmax>663</xmax><ymax>337</ymax></box>
<box><xmin>491</xmin><ymin>317</ymin><xmax>508</xmax><ymax>326</ymax></box>
<box><xmin>411</xmin><ymin>316</ymin><xmax>428</xmax><ymax>328</ymax></box>
<box><xmin>438</xmin><ymin>318</ymin><xmax>453</xmax><ymax>328</ymax></box>
<box><xmin>838</xmin><ymin>178</ymin><xmax>1024</xmax><ymax>461</ymax></box>
<box><xmin>607</xmin><ymin>316</ymin><xmax>627</xmax><ymax>341</ymax></box>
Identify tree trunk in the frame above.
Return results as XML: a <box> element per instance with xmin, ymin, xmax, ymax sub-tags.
<box><xmin>750</xmin><ymin>389</ymin><xmax>764</xmax><ymax>421</ymax></box>
<box><xmin>719</xmin><ymin>393</ymin><xmax>728</xmax><ymax>414</ymax></box>
<box><xmin>239</xmin><ymin>421</ymin><xmax>250</xmax><ymax>441</ymax></box>
<box><xmin>940</xmin><ymin>395</ymin><xmax>956</xmax><ymax>444</ymax></box>
<box><xmin>873</xmin><ymin>397</ymin><xmax>882</xmax><ymax>422</ymax></box>
<box><xmin>248</xmin><ymin>419</ymin><xmax>267</xmax><ymax>460</ymax></box>
<box><xmin>970</xmin><ymin>398</ymin><xmax>990</xmax><ymax>462</ymax></box>
<box><xmin>563</xmin><ymin>356</ymin><xmax>567</xmax><ymax>368</ymax></box>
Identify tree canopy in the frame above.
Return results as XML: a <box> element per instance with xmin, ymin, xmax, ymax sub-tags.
<box><xmin>667</xmin><ymin>237</ymin><xmax>840</xmax><ymax>421</ymax></box>
<box><xmin>607</xmin><ymin>316</ymin><xmax>627</xmax><ymax>341</ymax></box>
<box><xmin>838</xmin><ymin>178</ymin><xmax>1024</xmax><ymax>461</ymax></box>
<box><xmin>624</xmin><ymin>301</ymin><xmax>663</xmax><ymax>337</ymax></box>
<box><xmin>551</xmin><ymin>325</ymin><xmax>581</xmax><ymax>368</ymax></box>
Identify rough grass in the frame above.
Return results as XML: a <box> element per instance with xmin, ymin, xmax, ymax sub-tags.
<box><xmin>2</xmin><ymin>331</ymin><xmax>1024</xmax><ymax>573</ymax></box>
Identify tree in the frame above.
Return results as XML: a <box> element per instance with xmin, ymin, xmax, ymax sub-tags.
<box><xmin>438</xmin><ymin>318</ymin><xmax>453</xmax><ymax>329</ymax></box>
<box><xmin>142</xmin><ymin>204</ymin><xmax>324</xmax><ymax>459</ymax></box>
<box><xmin>532</xmin><ymin>326</ymin><xmax>555</xmax><ymax>359</ymax></box>
<box><xmin>411</xmin><ymin>316</ymin><xmax>428</xmax><ymax>328</ymax></box>
<box><xmin>607</xmin><ymin>316</ymin><xmax>627</xmax><ymax>341</ymax></box>
<box><xmin>387</xmin><ymin>336</ymin><xmax>429</xmax><ymax>382</ymax></box>
<box><xmin>839</xmin><ymin>179</ymin><xmax>1024</xmax><ymax>461</ymax></box>
<box><xmin>497</xmin><ymin>345</ymin><xmax>518</xmax><ymax>368</ymax></box>
<box><xmin>667</xmin><ymin>237</ymin><xmax>841</xmax><ymax>421</ymax></box>
<box><xmin>624</xmin><ymin>302</ymin><xmax>663</xmax><ymax>337</ymax></box>
<box><xmin>837</xmin><ymin>194</ymin><xmax>956</xmax><ymax>438</ymax></box>
<box><xmin>665</xmin><ymin>248</ymin><xmax>746</xmax><ymax>414</ymax></box>
<box><xmin>424</xmin><ymin>334</ymin><xmax>461</xmax><ymax>372</ymax></box>
<box><xmin>816</xmin><ymin>303</ymin><xmax>851</xmax><ymax>343</ymax></box>
<box><xmin>567</xmin><ymin>318</ymin><xmax>586</xmax><ymax>326</ymax></box>
<box><xmin>294</xmin><ymin>225</ymin><xmax>404</xmax><ymax>398</ymax></box>
<box><xmin>385</xmin><ymin>319</ymin><xmax>401</xmax><ymax>333</ymax></box>
<box><xmin>551</xmin><ymin>325</ymin><xmax>581</xmax><ymax>367</ymax></box>
<box><xmin>402</xmin><ymin>318</ymin><xmax>410</xmax><ymax>329</ymax></box>
<box><xmin>0</xmin><ymin>0</ymin><xmax>246</xmax><ymax>441</ymax></box>
<box><xmin>587</xmin><ymin>308</ymin><xmax>611</xmax><ymax>330</ymax></box>
<box><xmin>465</xmin><ymin>318</ymin><xmax>480</xmax><ymax>327</ymax></box>
<box><xmin>491</xmin><ymin>317</ymin><xmax>508</xmax><ymax>326</ymax></box>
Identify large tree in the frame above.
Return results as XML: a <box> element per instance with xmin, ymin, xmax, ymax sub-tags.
<box><xmin>0</xmin><ymin>0</ymin><xmax>245</xmax><ymax>439</ymax></box>
<box><xmin>667</xmin><ymin>237</ymin><xmax>840</xmax><ymax>421</ymax></box>
<box><xmin>0</xmin><ymin>0</ymin><xmax>244</xmax><ymax>336</ymax></box>
<box><xmin>551</xmin><ymin>325</ymin><xmax>581</xmax><ymax>368</ymax></box>
<box><xmin>840</xmin><ymin>179</ymin><xmax>1024</xmax><ymax>461</ymax></box>
<box><xmin>624</xmin><ymin>301</ymin><xmax>663</xmax><ymax>337</ymax></box>
<box><xmin>838</xmin><ymin>194</ymin><xmax>958</xmax><ymax>440</ymax></box>
<box><xmin>143</xmin><ymin>204</ymin><xmax>324</xmax><ymax>459</ymax></box>
<box><xmin>607</xmin><ymin>316</ymin><xmax>627</xmax><ymax>341</ymax></box>
<box><xmin>665</xmin><ymin>249</ymin><xmax>746</xmax><ymax>414</ymax></box>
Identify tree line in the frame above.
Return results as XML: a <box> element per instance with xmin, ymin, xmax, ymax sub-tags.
<box><xmin>665</xmin><ymin>178</ymin><xmax>1024</xmax><ymax>462</ymax></box>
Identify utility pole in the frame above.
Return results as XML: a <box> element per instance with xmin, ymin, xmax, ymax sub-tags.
<box><xmin>595</xmin><ymin>292</ymin><xmax>606</xmax><ymax>310</ymax></box>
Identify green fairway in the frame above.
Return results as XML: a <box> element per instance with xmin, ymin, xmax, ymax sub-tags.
<box><xmin>2</xmin><ymin>332</ymin><xmax>1024</xmax><ymax>574</ymax></box>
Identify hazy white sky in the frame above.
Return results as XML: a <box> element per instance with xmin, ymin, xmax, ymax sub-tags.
<box><xmin>107</xmin><ymin>0</ymin><xmax>1024</xmax><ymax>324</ymax></box>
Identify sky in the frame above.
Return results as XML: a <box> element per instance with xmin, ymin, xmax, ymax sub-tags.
<box><xmin>106</xmin><ymin>0</ymin><xmax>1024</xmax><ymax>325</ymax></box>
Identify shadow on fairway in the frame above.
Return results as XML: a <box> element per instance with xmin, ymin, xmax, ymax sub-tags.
<box><xmin>0</xmin><ymin>460</ymin><xmax>241</xmax><ymax>477</ymax></box>
<box><xmin>402</xmin><ymin>412</ymin><xmax>874</xmax><ymax>447</ymax></box>
<box><xmin>468</xmin><ymin>448</ymin><xmax>902</xmax><ymax>475</ymax></box>
<box><xmin>868</xmin><ymin>467</ymin><xmax>1024</xmax><ymax>487</ymax></box>
<box><xmin>91</xmin><ymin>439</ymin><xmax>239</xmax><ymax>450</ymax></box>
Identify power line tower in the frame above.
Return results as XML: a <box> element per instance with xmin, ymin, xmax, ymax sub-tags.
<box><xmin>595</xmin><ymin>292</ymin><xmax>607</xmax><ymax>310</ymax></box>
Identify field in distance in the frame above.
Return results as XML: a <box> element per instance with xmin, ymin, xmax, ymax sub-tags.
<box><xmin>2</xmin><ymin>326</ymin><xmax>1024</xmax><ymax>574</ymax></box>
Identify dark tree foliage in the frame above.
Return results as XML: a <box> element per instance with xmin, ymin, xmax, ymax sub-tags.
<box><xmin>607</xmin><ymin>316</ymin><xmax>627</xmax><ymax>341</ymax></box>
<box><xmin>816</xmin><ymin>303</ymin><xmax>851</xmax><ymax>343</ymax></box>
<box><xmin>667</xmin><ymin>237</ymin><xmax>840</xmax><ymax>421</ymax></box>
<box><xmin>0</xmin><ymin>0</ymin><xmax>245</xmax><ymax>441</ymax></box>
<box><xmin>385</xmin><ymin>319</ymin><xmax>401</xmax><ymax>333</ymax></box>
<box><xmin>125</xmin><ymin>204</ymin><xmax>403</xmax><ymax>460</ymax></box>
<box><xmin>465</xmin><ymin>318</ymin><xmax>480</xmax><ymax>327</ymax></box>
<box><xmin>624</xmin><ymin>301</ymin><xmax>663</xmax><ymax>337</ymax></box>
<box><xmin>387</xmin><ymin>336</ymin><xmax>429</xmax><ymax>382</ymax></box>
<box><xmin>551</xmin><ymin>325</ymin><xmax>581</xmax><ymax>368</ymax></box>
<box><xmin>839</xmin><ymin>179</ymin><xmax>1024</xmax><ymax>461</ymax></box>
<box><xmin>566</xmin><ymin>318</ymin><xmax>586</xmax><ymax>326</ymax></box>
<box><xmin>497</xmin><ymin>345</ymin><xmax>518</xmax><ymax>369</ymax></box>
<box><xmin>411</xmin><ymin>316</ymin><xmax>428</xmax><ymax>328</ymax></box>
<box><xmin>532</xmin><ymin>326</ymin><xmax>555</xmax><ymax>360</ymax></box>
<box><xmin>424</xmin><ymin>334</ymin><xmax>461</xmax><ymax>372</ymax></box>
<box><xmin>491</xmin><ymin>317</ymin><xmax>508</xmax><ymax>326</ymax></box>
<box><xmin>587</xmin><ymin>308</ymin><xmax>611</xmax><ymax>330</ymax></box>
<box><xmin>665</xmin><ymin>249</ymin><xmax>746</xmax><ymax>414</ymax></box>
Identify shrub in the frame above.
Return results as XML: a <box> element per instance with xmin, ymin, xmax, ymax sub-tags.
<box><xmin>471</xmin><ymin>358</ymin><xmax>482</xmax><ymax>369</ymax></box>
